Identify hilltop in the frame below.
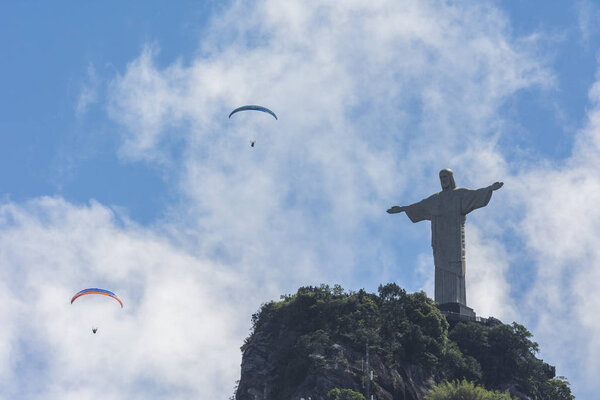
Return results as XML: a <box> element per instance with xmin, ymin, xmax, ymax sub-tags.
<box><xmin>235</xmin><ymin>284</ymin><xmax>573</xmax><ymax>400</ymax></box>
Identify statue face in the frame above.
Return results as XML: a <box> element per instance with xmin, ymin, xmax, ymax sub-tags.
<box><xmin>440</xmin><ymin>171</ymin><xmax>452</xmax><ymax>190</ymax></box>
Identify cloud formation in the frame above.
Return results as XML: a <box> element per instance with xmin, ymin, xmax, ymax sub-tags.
<box><xmin>510</xmin><ymin>62</ymin><xmax>600</xmax><ymax>396</ymax></box>
<box><xmin>0</xmin><ymin>197</ymin><xmax>250</xmax><ymax>399</ymax></box>
<box><xmin>76</xmin><ymin>64</ymin><xmax>100</xmax><ymax>118</ymax></box>
<box><xmin>107</xmin><ymin>0</ymin><xmax>550</xmax><ymax>292</ymax></box>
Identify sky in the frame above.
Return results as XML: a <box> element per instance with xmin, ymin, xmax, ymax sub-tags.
<box><xmin>1</xmin><ymin>1</ymin><xmax>599</xmax><ymax>399</ymax></box>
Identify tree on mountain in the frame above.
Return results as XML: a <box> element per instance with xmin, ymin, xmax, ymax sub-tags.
<box><xmin>425</xmin><ymin>379</ymin><xmax>513</xmax><ymax>400</ymax></box>
<box><xmin>327</xmin><ymin>388</ymin><xmax>366</xmax><ymax>400</ymax></box>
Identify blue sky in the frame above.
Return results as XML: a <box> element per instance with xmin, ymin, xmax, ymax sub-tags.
<box><xmin>0</xmin><ymin>1</ymin><xmax>217</xmax><ymax>221</ymax></box>
<box><xmin>1</xmin><ymin>1</ymin><xmax>600</xmax><ymax>399</ymax></box>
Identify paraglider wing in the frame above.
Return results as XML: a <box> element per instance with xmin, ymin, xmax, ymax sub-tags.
<box><xmin>71</xmin><ymin>288</ymin><xmax>123</xmax><ymax>308</ymax></box>
<box><xmin>228</xmin><ymin>105</ymin><xmax>278</xmax><ymax>120</ymax></box>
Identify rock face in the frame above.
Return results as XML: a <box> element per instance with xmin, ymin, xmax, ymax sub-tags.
<box><xmin>237</xmin><ymin>329</ymin><xmax>434</xmax><ymax>400</ymax></box>
<box><xmin>235</xmin><ymin>284</ymin><xmax>570</xmax><ymax>400</ymax></box>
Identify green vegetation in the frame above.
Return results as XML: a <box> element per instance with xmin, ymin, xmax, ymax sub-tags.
<box><xmin>425</xmin><ymin>379</ymin><xmax>513</xmax><ymax>400</ymax></box>
<box><xmin>242</xmin><ymin>283</ymin><xmax>573</xmax><ymax>400</ymax></box>
<box><xmin>327</xmin><ymin>388</ymin><xmax>365</xmax><ymax>400</ymax></box>
<box><xmin>537</xmin><ymin>377</ymin><xmax>575</xmax><ymax>400</ymax></box>
<box><xmin>447</xmin><ymin>320</ymin><xmax>573</xmax><ymax>399</ymax></box>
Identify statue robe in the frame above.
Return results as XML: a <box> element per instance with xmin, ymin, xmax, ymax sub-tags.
<box><xmin>404</xmin><ymin>187</ymin><xmax>494</xmax><ymax>305</ymax></box>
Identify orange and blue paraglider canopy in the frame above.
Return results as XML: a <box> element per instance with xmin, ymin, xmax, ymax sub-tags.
<box><xmin>71</xmin><ymin>288</ymin><xmax>123</xmax><ymax>308</ymax></box>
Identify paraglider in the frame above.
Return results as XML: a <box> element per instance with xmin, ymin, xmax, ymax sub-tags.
<box><xmin>228</xmin><ymin>105</ymin><xmax>278</xmax><ymax>120</ymax></box>
<box><xmin>71</xmin><ymin>288</ymin><xmax>123</xmax><ymax>308</ymax></box>
<box><xmin>229</xmin><ymin>105</ymin><xmax>278</xmax><ymax>147</ymax></box>
<box><xmin>71</xmin><ymin>288</ymin><xmax>123</xmax><ymax>333</ymax></box>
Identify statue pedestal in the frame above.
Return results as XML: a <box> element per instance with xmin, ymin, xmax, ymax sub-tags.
<box><xmin>438</xmin><ymin>302</ymin><xmax>477</xmax><ymax>322</ymax></box>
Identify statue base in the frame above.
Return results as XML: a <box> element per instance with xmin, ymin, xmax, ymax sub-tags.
<box><xmin>438</xmin><ymin>302</ymin><xmax>477</xmax><ymax>322</ymax></box>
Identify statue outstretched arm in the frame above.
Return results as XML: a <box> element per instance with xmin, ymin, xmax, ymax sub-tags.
<box><xmin>488</xmin><ymin>182</ymin><xmax>503</xmax><ymax>191</ymax></box>
<box><xmin>387</xmin><ymin>205</ymin><xmax>407</xmax><ymax>214</ymax></box>
<box><xmin>389</xmin><ymin>196</ymin><xmax>433</xmax><ymax>222</ymax></box>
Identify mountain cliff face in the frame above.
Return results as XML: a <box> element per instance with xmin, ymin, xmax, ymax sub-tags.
<box><xmin>235</xmin><ymin>284</ymin><xmax>572</xmax><ymax>400</ymax></box>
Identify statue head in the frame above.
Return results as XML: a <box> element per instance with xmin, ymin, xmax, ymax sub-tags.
<box><xmin>439</xmin><ymin>168</ymin><xmax>456</xmax><ymax>191</ymax></box>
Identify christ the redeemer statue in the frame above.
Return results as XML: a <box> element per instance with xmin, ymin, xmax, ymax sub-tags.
<box><xmin>387</xmin><ymin>168</ymin><xmax>503</xmax><ymax>307</ymax></box>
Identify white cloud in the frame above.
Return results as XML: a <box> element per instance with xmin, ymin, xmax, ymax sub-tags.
<box><xmin>107</xmin><ymin>0</ymin><xmax>549</xmax><ymax>291</ymax></box>
<box><xmin>76</xmin><ymin>64</ymin><xmax>99</xmax><ymax>118</ymax></box>
<box><xmin>0</xmin><ymin>198</ymin><xmax>253</xmax><ymax>399</ymax></box>
<box><xmin>416</xmin><ymin>252</ymin><xmax>434</xmax><ymax>298</ymax></box>
<box><xmin>576</xmin><ymin>0</ymin><xmax>600</xmax><ymax>47</ymax></box>
<box><xmin>465</xmin><ymin>225</ymin><xmax>516</xmax><ymax>321</ymax></box>
<box><xmin>507</xmin><ymin>62</ymin><xmax>600</xmax><ymax>398</ymax></box>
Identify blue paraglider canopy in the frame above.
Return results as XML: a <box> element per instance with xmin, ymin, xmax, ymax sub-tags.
<box><xmin>229</xmin><ymin>105</ymin><xmax>278</xmax><ymax>120</ymax></box>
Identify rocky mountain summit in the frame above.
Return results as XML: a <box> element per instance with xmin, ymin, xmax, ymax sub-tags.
<box><xmin>235</xmin><ymin>284</ymin><xmax>573</xmax><ymax>400</ymax></box>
